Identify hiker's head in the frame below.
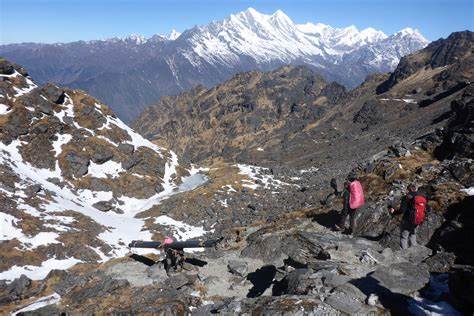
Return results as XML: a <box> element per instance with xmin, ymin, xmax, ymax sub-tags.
<box><xmin>347</xmin><ymin>172</ymin><xmax>357</xmax><ymax>182</ymax></box>
<box><xmin>408</xmin><ymin>183</ymin><xmax>417</xmax><ymax>192</ymax></box>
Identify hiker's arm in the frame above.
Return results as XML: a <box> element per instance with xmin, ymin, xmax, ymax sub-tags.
<box><xmin>389</xmin><ymin>196</ymin><xmax>405</xmax><ymax>215</ymax></box>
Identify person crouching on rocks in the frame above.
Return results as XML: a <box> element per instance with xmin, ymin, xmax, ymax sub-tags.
<box><xmin>335</xmin><ymin>172</ymin><xmax>365</xmax><ymax>235</ymax></box>
<box><xmin>389</xmin><ymin>184</ymin><xmax>429</xmax><ymax>249</ymax></box>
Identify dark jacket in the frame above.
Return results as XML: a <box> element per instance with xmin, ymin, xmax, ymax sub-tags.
<box><xmin>342</xmin><ymin>187</ymin><xmax>351</xmax><ymax>212</ymax></box>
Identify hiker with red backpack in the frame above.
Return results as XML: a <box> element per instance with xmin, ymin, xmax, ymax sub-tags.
<box><xmin>389</xmin><ymin>184</ymin><xmax>428</xmax><ymax>249</ymax></box>
<box><xmin>335</xmin><ymin>172</ymin><xmax>365</xmax><ymax>234</ymax></box>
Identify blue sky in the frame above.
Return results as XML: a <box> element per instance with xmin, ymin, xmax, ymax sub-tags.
<box><xmin>1</xmin><ymin>0</ymin><xmax>473</xmax><ymax>44</ymax></box>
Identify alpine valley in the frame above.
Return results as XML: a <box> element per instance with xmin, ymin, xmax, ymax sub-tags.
<box><xmin>0</xmin><ymin>8</ymin><xmax>428</xmax><ymax>121</ymax></box>
<box><xmin>0</xmin><ymin>7</ymin><xmax>473</xmax><ymax>316</ymax></box>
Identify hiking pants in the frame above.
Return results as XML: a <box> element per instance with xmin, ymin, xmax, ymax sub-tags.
<box><xmin>339</xmin><ymin>208</ymin><xmax>357</xmax><ymax>233</ymax></box>
<box><xmin>401</xmin><ymin>223</ymin><xmax>417</xmax><ymax>249</ymax></box>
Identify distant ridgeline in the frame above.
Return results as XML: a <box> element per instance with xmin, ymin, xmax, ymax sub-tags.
<box><xmin>0</xmin><ymin>8</ymin><xmax>428</xmax><ymax>121</ymax></box>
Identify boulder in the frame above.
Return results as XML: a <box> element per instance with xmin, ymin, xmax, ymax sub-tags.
<box><xmin>372</xmin><ymin>262</ymin><xmax>430</xmax><ymax>295</ymax></box>
<box><xmin>227</xmin><ymin>260</ymin><xmax>248</xmax><ymax>277</ymax></box>
<box><xmin>326</xmin><ymin>291</ymin><xmax>365</xmax><ymax>314</ymax></box>
<box><xmin>41</xmin><ymin>84</ymin><xmax>64</xmax><ymax>104</ymax></box>
<box><xmin>24</xmin><ymin>184</ymin><xmax>42</xmax><ymax>197</ymax></box>
<box><xmin>165</xmin><ymin>273</ymin><xmax>196</xmax><ymax>290</ymax></box>
<box><xmin>91</xmin><ymin>149</ymin><xmax>114</xmax><ymax>164</ymax></box>
<box><xmin>118</xmin><ymin>143</ymin><xmax>135</xmax><ymax>156</ymax></box>
<box><xmin>425</xmin><ymin>252</ymin><xmax>456</xmax><ymax>273</ymax></box>
<box><xmin>92</xmin><ymin>201</ymin><xmax>114</xmax><ymax>212</ymax></box>
<box><xmin>63</xmin><ymin>151</ymin><xmax>90</xmax><ymax>177</ymax></box>
<box><xmin>281</xmin><ymin>268</ymin><xmax>321</xmax><ymax>295</ymax></box>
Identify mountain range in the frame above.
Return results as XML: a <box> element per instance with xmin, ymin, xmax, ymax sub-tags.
<box><xmin>0</xmin><ymin>8</ymin><xmax>428</xmax><ymax>121</ymax></box>
<box><xmin>134</xmin><ymin>31</ymin><xmax>472</xmax><ymax>170</ymax></box>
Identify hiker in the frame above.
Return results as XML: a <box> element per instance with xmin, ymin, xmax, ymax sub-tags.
<box><xmin>389</xmin><ymin>184</ymin><xmax>429</xmax><ymax>249</ymax></box>
<box><xmin>335</xmin><ymin>172</ymin><xmax>365</xmax><ymax>234</ymax></box>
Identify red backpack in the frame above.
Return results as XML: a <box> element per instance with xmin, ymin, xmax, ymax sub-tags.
<box><xmin>411</xmin><ymin>195</ymin><xmax>427</xmax><ymax>225</ymax></box>
<box><xmin>349</xmin><ymin>180</ymin><xmax>365</xmax><ymax>209</ymax></box>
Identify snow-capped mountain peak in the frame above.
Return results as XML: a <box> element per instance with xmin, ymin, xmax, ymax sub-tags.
<box><xmin>168</xmin><ymin>29</ymin><xmax>182</xmax><ymax>40</ymax></box>
<box><xmin>359</xmin><ymin>27</ymin><xmax>388</xmax><ymax>43</ymax></box>
<box><xmin>394</xmin><ymin>27</ymin><xmax>429</xmax><ymax>43</ymax></box>
<box><xmin>124</xmin><ymin>34</ymin><xmax>147</xmax><ymax>44</ymax></box>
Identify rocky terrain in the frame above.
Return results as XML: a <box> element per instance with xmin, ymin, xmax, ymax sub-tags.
<box><xmin>0</xmin><ymin>30</ymin><xmax>473</xmax><ymax>315</ymax></box>
<box><xmin>0</xmin><ymin>58</ymin><xmax>216</xmax><ymax>282</ymax></box>
<box><xmin>0</xmin><ymin>8</ymin><xmax>427</xmax><ymax>121</ymax></box>
<box><xmin>1</xmin><ymin>87</ymin><xmax>472</xmax><ymax>314</ymax></box>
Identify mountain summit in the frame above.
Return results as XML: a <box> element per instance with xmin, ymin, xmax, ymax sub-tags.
<box><xmin>0</xmin><ymin>8</ymin><xmax>428</xmax><ymax>121</ymax></box>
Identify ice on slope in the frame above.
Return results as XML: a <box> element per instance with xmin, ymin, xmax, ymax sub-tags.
<box><xmin>12</xmin><ymin>293</ymin><xmax>61</xmax><ymax>316</ymax></box>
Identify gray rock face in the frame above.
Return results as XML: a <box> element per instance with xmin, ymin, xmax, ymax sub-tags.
<box><xmin>63</xmin><ymin>151</ymin><xmax>90</xmax><ymax>177</ymax></box>
<box><xmin>105</xmin><ymin>261</ymin><xmax>155</xmax><ymax>287</ymax></box>
<box><xmin>372</xmin><ymin>262</ymin><xmax>430</xmax><ymax>295</ymax></box>
<box><xmin>326</xmin><ymin>291</ymin><xmax>366</xmax><ymax>314</ymax></box>
<box><xmin>118</xmin><ymin>143</ymin><xmax>135</xmax><ymax>156</ymax></box>
<box><xmin>227</xmin><ymin>260</ymin><xmax>248</xmax><ymax>277</ymax></box>
<box><xmin>24</xmin><ymin>184</ymin><xmax>42</xmax><ymax>197</ymax></box>
<box><xmin>282</xmin><ymin>268</ymin><xmax>320</xmax><ymax>295</ymax></box>
<box><xmin>91</xmin><ymin>149</ymin><xmax>114</xmax><ymax>164</ymax></box>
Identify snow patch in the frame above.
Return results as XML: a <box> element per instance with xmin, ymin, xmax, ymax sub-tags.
<box><xmin>461</xmin><ymin>187</ymin><xmax>474</xmax><ymax>196</ymax></box>
<box><xmin>0</xmin><ymin>103</ymin><xmax>11</xmax><ymax>115</ymax></box>
<box><xmin>155</xmin><ymin>215</ymin><xmax>207</xmax><ymax>241</ymax></box>
<box><xmin>52</xmin><ymin>133</ymin><xmax>72</xmax><ymax>157</ymax></box>
<box><xmin>0</xmin><ymin>212</ymin><xmax>61</xmax><ymax>249</ymax></box>
<box><xmin>0</xmin><ymin>257</ymin><xmax>81</xmax><ymax>282</ymax></box>
<box><xmin>88</xmin><ymin>160</ymin><xmax>125</xmax><ymax>178</ymax></box>
<box><xmin>299</xmin><ymin>166</ymin><xmax>319</xmax><ymax>174</ymax></box>
<box><xmin>236</xmin><ymin>164</ymin><xmax>293</xmax><ymax>189</ymax></box>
